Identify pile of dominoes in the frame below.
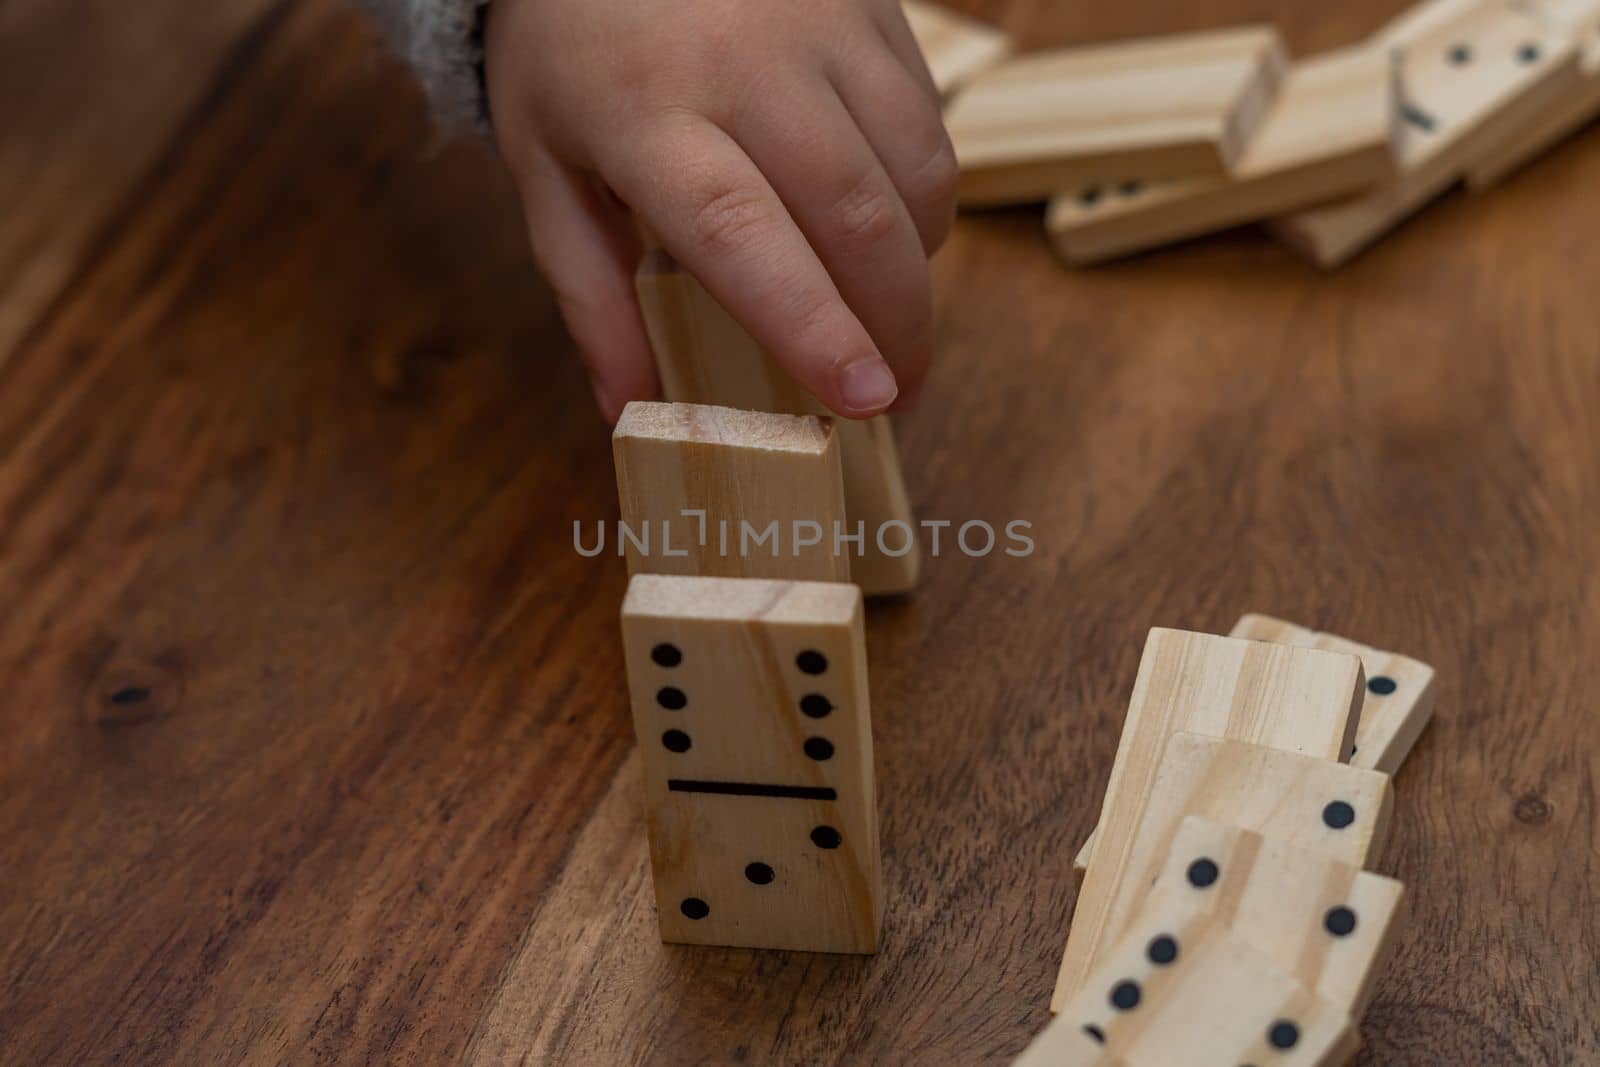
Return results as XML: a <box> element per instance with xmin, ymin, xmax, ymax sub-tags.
<box><xmin>913</xmin><ymin>0</ymin><xmax>1600</xmax><ymax>266</ymax></box>
<box><xmin>1014</xmin><ymin>620</ymin><xmax>1437</xmax><ymax>1065</ymax></box>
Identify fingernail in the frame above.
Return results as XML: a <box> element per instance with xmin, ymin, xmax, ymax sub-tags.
<box><xmin>840</xmin><ymin>359</ymin><xmax>899</xmax><ymax>415</ymax></box>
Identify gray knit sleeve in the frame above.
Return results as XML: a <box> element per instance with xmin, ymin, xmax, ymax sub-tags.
<box><xmin>356</xmin><ymin>0</ymin><xmax>492</xmax><ymax>133</ymax></box>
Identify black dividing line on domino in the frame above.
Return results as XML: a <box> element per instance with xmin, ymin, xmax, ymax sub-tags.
<box><xmin>668</xmin><ymin>780</ymin><xmax>838</xmax><ymax>801</ymax></box>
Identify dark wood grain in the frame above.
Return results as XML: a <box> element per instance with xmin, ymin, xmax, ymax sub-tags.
<box><xmin>2</xmin><ymin>0</ymin><xmax>1596</xmax><ymax>1064</ymax></box>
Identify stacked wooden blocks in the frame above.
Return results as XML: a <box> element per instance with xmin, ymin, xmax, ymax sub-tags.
<box><xmin>920</xmin><ymin>0</ymin><xmax>1600</xmax><ymax>267</ymax></box>
<box><xmin>611</xmin><ymin>256</ymin><xmax>924</xmax><ymax>954</ymax></box>
<box><xmin>1015</xmin><ymin>617</ymin><xmax>1436</xmax><ymax>1065</ymax></box>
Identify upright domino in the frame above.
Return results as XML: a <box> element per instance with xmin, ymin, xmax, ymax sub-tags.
<box><xmin>1273</xmin><ymin>3</ymin><xmax>1583</xmax><ymax>266</ymax></box>
<box><xmin>612</xmin><ymin>401</ymin><xmax>849</xmax><ymax>583</ymax></box>
<box><xmin>946</xmin><ymin>26</ymin><xmax>1289</xmax><ymax>206</ymax></box>
<box><xmin>620</xmin><ymin>574</ymin><xmax>880</xmax><ymax>953</ymax></box>
<box><xmin>634</xmin><ymin>255</ymin><xmax>919</xmax><ymax>596</ymax></box>
<box><xmin>1468</xmin><ymin>0</ymin><xmax>1600</xmax><ymax>187</ymax></box>
<box><xmin>1229</xmin><ymin>614</ymin><xmax>1438</xmax><ymax>774</ymax></box>
<box><xmin>1054</xmin><ymin>732</ymin><xmax>1393</xmax><ymax>1008</ymax></box>
<box><xmin>1151</xmin><ymin>816</ymin><xmax>1407</xmax><ymax>1017</ymax></box>
<box><xmin>1046</xmin><ymin>45</ymin><xmax>1398</xmax><ymax>264</ymax></box>
<box><xmin>1030</xmin><ymin>889</ymin><xmax>1358</xmax><ymax>1066</ymax></box>
<box><xmin>902</xmin><ymin>0</ymin><xmax>1013</xmax><ymax>96</ymax></box>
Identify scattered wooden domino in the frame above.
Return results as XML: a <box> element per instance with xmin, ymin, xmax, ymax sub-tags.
<box><xmin>1034</xmin><ymin>888</ymin><xmax>1359</xmax><ymax>1066</ymax></box>
<box><xmin>1151</xmin><ymin>815</ymin><xmax>1407</xmax><ymax>1017</ymax></box>
<box><xmin>1468</xmin><ymin>0</ymin><xmax>1600</xmax><ymax>187</ymax></box>
<box><xmin>1055</xmin><ymin>732</ymin><xmax>1393</xmax><ymax>1008</ymax></box>
<box><xmin>1046</xmin><ymin>45</ymin><xmax>1399</xmax><ymax>264</ymax></box>
<box><xmin>902</xmin><ymin>0</ymin><xmax>1013</xmax><ymax>96</ymax></box>
<box><xmin>634</xmin><ymin>254</ymin><xmax>920</xmax><ymax>597</ymax></box>
<box><xmin>947</xmin><ymin>26</ymin><xmax>1289</xmax><ymax>206</ymax></box>
<box><xmin>612</xmin><ymin>401</ymin><xmax>850</xmax><ymax>583</ymax></box>
<box><xmin>1076</xmin><ymin>612</ymin><xmax>1435</xmax><ymax>873</ymax></box>
<box><xmin>1229</xmin><ymin>614</ymin><xmax>1438</xmax><ymax>775</ymax></box>
<box><xmin>620</xmin><ymin>574</ymin><xmax>880</xmax><ymax>953</ymax></box>
<box><xmin>1050</xmin><ymin>628</ymin><xmax>1368</xmax><ymax>1007</ymax></box>
<box><xmin>1272</xmin><ymin>3</ymin><xmax>1583</xmax><ymax>266</ymax></box>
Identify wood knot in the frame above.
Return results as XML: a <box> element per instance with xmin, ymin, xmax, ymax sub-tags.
<box><xmin>1512</xmin><ymin>792</ymin><xmax>1552</xmax><ymax>825</ymax></box>
<box><xmin>84</xmin><ymin>651</ymin><xmax>183</xmax><ymax>727</ymax></box>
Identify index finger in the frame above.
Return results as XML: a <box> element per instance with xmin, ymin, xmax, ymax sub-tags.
<box><xmin>600</xmin><ymin>113</ymin><xmax>900</xmax><ymax>418</ymax></box>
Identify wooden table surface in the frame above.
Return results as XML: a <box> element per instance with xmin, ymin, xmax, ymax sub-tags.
<box><xmin>3</xmin><ymin>0</ymin><xmax>1596</xmax><ymax>1063</ymax></box>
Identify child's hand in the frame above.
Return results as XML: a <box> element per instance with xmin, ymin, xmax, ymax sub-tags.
<box><xmin>484</xmin><ymin>0</ymin><xmax>954</xmax><ymax>422</ymax></box>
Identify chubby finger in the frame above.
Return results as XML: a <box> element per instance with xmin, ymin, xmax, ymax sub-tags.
<box><xmin>515</xmin><ymin>154</ymin><xmax>657</xmax><ymax>423</ymax></box>
<box><xmin>600</xmin><ymin>113</ymin><xmax>899</xmax><ymax>418</ymax></box>
<box><xmin>831</xmin><ymin>44</ymin><xmax>958</xmax><ymax>255</ymax></box>
<box><xmin>732</xmin><ymin>82</ymin><xmax>934</xmax><ymax>405</ymax></box>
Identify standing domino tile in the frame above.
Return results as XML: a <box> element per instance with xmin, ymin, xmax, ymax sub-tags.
<box><xmin>1229</xmin><ymin>614</ymin><xmax>1438</xmax><ymax>775</ymax></box>
<box><xmin>620</xmin><ymin>574</ymin><xmax>880</xmax><ymax>953</ymax></box>
<box><xmin>946</xmin><ymin>26</ymin><xmax>1289</xmax><ymax>206</ymax></box>
<box><xmin>1047</xmin><ymin>45</ymin><xmax>1399</xmax><ymax>265</ymax></box>
<box><xmin>1029</xmin><ymin>889</ymin><xmax>1358</xmax><ymax>1066</ymax></box>
<box><xmin>902</xmin><ymin>0</ymin><xmax>1013</xmax><ymax>96</ymax></box>
<box><xmin>612</xmin><ymin>401</ymin><xmax>850</xmax><ymax>583</ymax></box>
<box><xmin>1272</xmin><ymin>3</ymin><xmax>1583</xmax><ymax>266</ymax></box>
<box><xmin>1152</xmin><ymin>816</ymin><xmax>1407</xmax><ymax>1017</ymax></box>
<box><xmin>1054</xmin><ymin>731</ymin><xmax>1392</xmax><ymax>1010</ymax></box>
<box><xmin>634</xmin><ymin>255</ymin><xmax>919</xmax><ymax>596</ymax></box>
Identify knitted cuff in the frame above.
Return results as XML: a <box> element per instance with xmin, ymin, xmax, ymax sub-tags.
<box><xmin>358</xmin><ymin>0</ymin><xmax>492</xmax><ymax>134</ymax></box>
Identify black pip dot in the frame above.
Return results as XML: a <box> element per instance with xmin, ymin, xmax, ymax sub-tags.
<box><xmin>1147</xmin><ymin>935</ymin><xmax>1179</xmax><ymax>965</ymax></box>
<box><xmin>651</xmin><ymin>643</ymin><xmax>682</xmax><ymax>667</ymax></box>
<box><xmin>1268</xmin><ymin>1020</ymin><xmax>1301</xmax><ymax>1049</ymax></box>
<box><xmin>796</xmin><ymin>650</ymin><xmax>829</xmax><ymax>675</ymax></box>
<box><xmin>1367</xmin><ymin>675</ymin><xmax>1397</xmax><ymax>696</ymax></box>
<box><xmin>662</xmin><ymin>729</ymin><xmax>692</xmax><ymax>753</ymax></box>
<box><xmin>1083</xmin><ymin>1024</ymin><xmax>1106</xmax><ymax>1045</ymax></box>
<box><xmin>1079</xmin><ymin>185</ymin><xmax>1103</xmax><ymax>206</ymax></box>
<box><xmin>1324</xmin><ymin>906</ymin><xmax>1358</xmax><ymax>937</ymax></box>
<box><xmin>800</xmin><ymin>694</ymin><xmax>833</xmax><ymax>719</ymax></box>
<box><xmin>1519</xmin><ymin>42</ymin><xmax>1541</xmax><ymax>64</ymax></box>
<box><xmin>1109</xmin><ymin>980</ymin><xmax>1142</xmax><ymax>1011</ymax></box>
<box><xmin>656</xmin><ymin>686</ymin><xmax>687</xmax><ymax>710</ymax></box>
<box><xmin>811</xmin><ymin>825</ymin><xmax>841</xmax><ymax>849</ymax></box>
<box><xmin>680</xmin><ymin>897</ymin><xmax>710</xmax><ymax>920</ymax></box>
<box><xmin>110</xmin><ymin>686</ymin><xmax>150</xmax><ymax>705</ymax></box>
<box><xmin>804</xmin><ymin>737</ymin><xmax>835</xmax><ymax>761</ymax></box>
<box><xmin>745</xmin><ymin>862</ymin><xmax>775</xmax><ymax>885</ymax></box>
<box><xmin>1187</xmin><ymin>857</ymin><xmax>1220</xmax><ymax>888</ymax></box>
<box><xmin>1448</xmin><ymin>43</ymin><xmax>1472</xmax><ymax>64</ymax></box>
<box><xmin>1323</xmin><ymin>800</ymin><xmax>1356</xmax><ymax>829</ymax></box>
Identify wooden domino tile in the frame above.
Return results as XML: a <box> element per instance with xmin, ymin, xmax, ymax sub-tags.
<box><xmin>612</xmin><ymin>401</ymin><xmax>850</xmax><ymax>583</ymax></box>
<box><xmin>946</xmin><ymin>26</ymin><xmax>1289</xmax><ymax>206</ymax></box>
<box><xmin>1468</xmin><ymin>0</ymin><xmax>1600</xmax><ymax>187</ymax></box>
<box><xmin>1047</xmin><ymin>45</ymin><xmax>1398</xmax><ymax>265</ymax></box>
<box><xmin>1272</xmin><ymin>3</ymin><xmax>1583</xmax><ymax>267</ymax></box>
<box><xmin>620</xmin><ymin>574</ymin><xmax>880</xmax><ymax>953</ymax></box>
<box><xmin>634</xmin><ymin>254</ymin><xmax>919</xmax><ymax>596</ymax></box>
<box><xmin>1050</xmin><ymin>629</ymin><xmax>1367</xmax><ymax>1007</ymax></box>
<box><xmin>1035</xmin><ymin>889</ymin><xmax>1359</xmax><ymax>1066</ymax></box>
<box><xmin>1229</xmin><ymin>614</ymin><xmax>1437</xmax><ymax>775</ymax></box>
<box><xmin>1152</xmin><ymin>815</ymin><xmax>1407</xmax><ymax>1017</ymax></box>
<box><xmin>1054</xmin><ymin>731</ymin><xmax>1392</xmax><ymax>1009</ymax></box>
<box><xmin>902</xmin><ymin>0</ymin><xmax>1013</xmax><ymax>96</ymax></box>
<box><xmin>1065</xmin><ymin>625</ymin><xmax>1368</xmax><ymax>880</ymax></box>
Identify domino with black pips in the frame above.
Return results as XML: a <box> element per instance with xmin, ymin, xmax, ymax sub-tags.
<box><xmin>620</xmin><ymin>573</ymin><xmax>880</xmax><ymax>953</ymax></box>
